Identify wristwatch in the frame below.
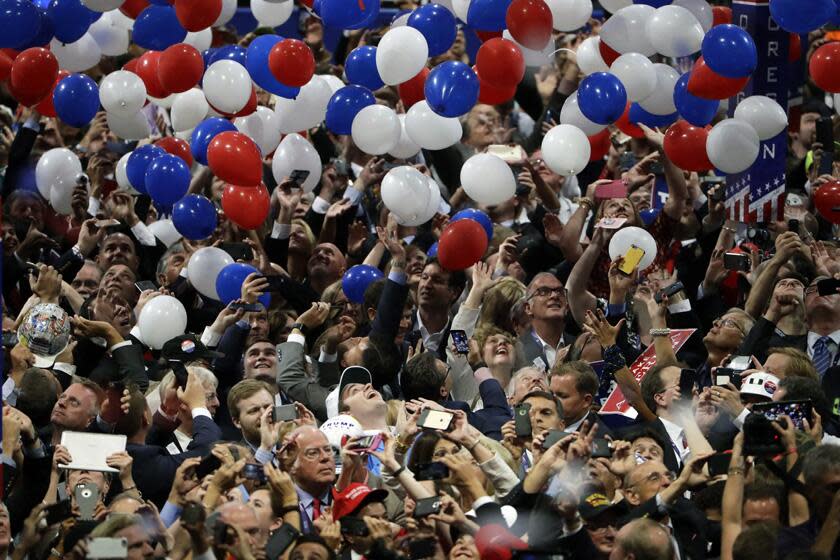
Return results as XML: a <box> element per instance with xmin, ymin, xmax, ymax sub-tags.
<box><xmin>291</xmin><ymin>323</ymin><xmax>309</xmax><ymax>336</ymax></box>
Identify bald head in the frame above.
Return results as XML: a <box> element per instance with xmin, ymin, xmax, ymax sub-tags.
<box><xmin>610</xmin><ymin>519</ymin><xmax>674</xmax><ymax>560</ymax></box>
<box><xmin>308</xmin><ymin>243</ymin><xmax>347</xmax><ymax>294</ymax></box>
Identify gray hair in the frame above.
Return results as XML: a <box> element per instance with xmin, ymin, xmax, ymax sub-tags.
<box><xmin>89</xmin><ymin>513</ymin><xmax>142</xmax><ymax>538</ymax></box>
<box><xmin>803</xmin><ymin>445</ymin><xmax>840</xmax><ymax>486</ymax></box>
<box><xmin>157</xmin><ymin>365</ymin><xmax>218</xmax><ymax>402</ymax></box>
<box><xmin>155</xmin><ymin>242</ymin><xmax>186</xmax><ymax>281</ymax></box>
<box><xmin>506</xmin><ymin>366</ymin><xmax>547</xmax><ymax>397</ymax></box>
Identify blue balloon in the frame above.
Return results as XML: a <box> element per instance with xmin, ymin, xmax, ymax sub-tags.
<box><xmin>245</xmin><ymin>34</ymin><xmax>301</xmax><ymax>99</ymax></box>
<box><xmin>126</xmin><ymin>145</ymin><xmax>165</xmax><ymax>194</ymax></box>
<box><xmin>425</xmin><ymin>61</ymin><xmax>479</xmax><ymax>118</ymax></box>
<box><xmin>770</xmin><ymin>0</ymin><xmax>834</xmax><ymax>33</ymax></box>
<box><xmin>25</xmin><ymin>7</ymin><xmax>54</xmax><ymax>48</ymax></box>
<box><xmin>427</xmin><ymin>241</ymin><xmax>438</xmax><ymax>258</ymax></box>
<box><xmin>216</xmin><ymin>262</ymin><xmax>270</xmax><ymax>307</ymax></box>
<box><xmin>633</xmin><ymin>0</ymin><xmax>672</xmax><ymax>7</ymax></box>
<box><xmin>673</xmin><ymin>73</ymin><xmax>719</xmax><ymax>127</ymax></box>
<box><xmin>345</xmin><ymin>46</ymin><xmax>384</xmax><ymax>91</ymax></box>
<box><xmin>701</xmin><ymin>24</ymin><xmax>757</xmax><ymax>79</ymax></box>
<box><xmin>408</xmin><ymin>3</ymin><xmax>457</xmax><ymax>57</ymax></box>
<box><xmin>53</xmin><ymin>74</ymin><xmax>99</xmax><ymax>128</ymax></box>
<box><xmin>190</xmin><ymin>118</ymin><xmax>237</xmax><ymax>165</ymax></box>
<box><xmin>578</xmin><ymin>72</ymin><xmax>627</xmax><ymax>125</ymax></box>
<box><xmin>173</xmin><ymin>194</ymin><xmax>218</xmax><ymax>240</ymax></box>
<box><xmin>0</xmin><ymin>0</ymin><xmax>40</xmax><ymax>48</ymax></box>
<box><xmin>133</xmin><ymin>5</ymin><xmax>186</xmax><ymax>51</ymax></box>
<box><xmin>210</xmin><ymin>44</ymin><xmax>248</xmax><ymax>67</ymax></box>
<box><xmin>628</xmin><ymin>103</ymin><xmax>678</xmax><ymax>128</ymax></box>
<box><xmin>467</xmin><ymin>0</ymin><xmax>511</xmax><ymax>31</ymax></box>
<box><xmin>47</xmin><ymin>0</ymin><xmax>93</xmax><ymax>44</ymax></box>
<box><xmin>325</xmin><ymin>85</ymin><xmax>375</xmax><ymax>135</ymax></box>
<box><xmin>319</xmin><ymin>0</ymin><xmax>379</xmax><ymax>29</ymax></box>
<box><xmin>342</xmin><ymin>264</ymin><xmax>384</xmax><ymax>304</ymax></box>
<box><xmin>451</xmin><ymin>208</ymin><xmax>493</xmax><ymax>241</ymax></box>
<box><xmin>639</xmin><ymin>208</ymin><xmax>660</xmax><ymax>226</ymax></box>
<box><xmin>346</xmin><ymin>0</ymin><xmax>379</xmax><ymax>30</ymax></box>
<box><xmin>146</xmin><ymin>154</ymin><xmax>191</xmax><ymax>206</ymax></box>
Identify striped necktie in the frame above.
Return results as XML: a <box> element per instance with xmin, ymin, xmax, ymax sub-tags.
<box><xmin>813</xmin><ymin>336</ymin><xmax>833</xmax><ymax>377</ymax></box>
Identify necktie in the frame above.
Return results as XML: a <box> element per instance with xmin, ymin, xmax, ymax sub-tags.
<box><xmin>312</xmin><ymin>498</ymin><xmax>321</xmax><ymax>521</ymax></box>
<box><xmin>813</xmin><ymin>336</ymin><xmax>832</xmax><ymax>377</ymax></box>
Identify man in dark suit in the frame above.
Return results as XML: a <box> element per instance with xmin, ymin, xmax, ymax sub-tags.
<box><xmin>516</xmin><ymin>272</ymin><xmax>574</xmax><ymax>372</ymax></box>
<box><xmin>405</xmin><ymin>259</ymin><xmax>467</xmax><ymax>361</ymax></box>
<box><xmin>549</xmin><ymin>361</ymin><xmax>613</xmax><ymax>438</ymax></box>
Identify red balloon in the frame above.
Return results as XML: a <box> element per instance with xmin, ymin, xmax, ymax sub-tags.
<box><xmin>663</xmin><ymin>120</ymin><xmax>713</xmax><ymax>172</ymax></box>
<box><xmin>789</xmin><ymin>33</ymin><xmax>801</xmax><ymax>63</ymax></box>
<box><xmin>0</xmin><ymin>50</ymin><xmax>13</xmax><ymax>82</ymax></box>
<box><xmin>120</xmin><ymin>0</ymin><xmax>149</xmax><ymax>19</ymax></box>
<box><xmin>133</xmin><ymin>51</ymin><xmax>169</xmax><ymax>99</ymax></box>
<box><xmin>174</xmin><ymin>0</ymin><xmax>221</xmax><ymax>32</ymax></box>
<box><xmin>810</xmin><ymin>43</ymin><xmax>840</xmax><ymax>94</ymax></box>
<box><xmin>615</xmin><ymin>104</ymin><xmax>645</xmax><ymax>138</ymax></box>
<box><xmin>474</xmin><ymin>66</ymin><xmax>516</xmax><ymax>104</ymax></box>
<box><xmin>207</xmin><ymin>131</ymin><xmax>263</xmax><ymax>187</ymax></box>
<box><xmin>398</xmin><ymin>67</ymin><xmax>429</xmax><ymax>109</ymax></box>
<box><xmin>34</xmin><ymin>70</ymin><xmax>71</xmax><ymax>117</ymax></box>
<box><xmin>158</xmin><ymin>43</ymin><xmax>203</xmax><ymax>94</ymax></box>
<box><xmin>712</xmin><ymin>6</ymin><xmax>732</xmax><ymax>27</ymax></box>
<box><xmin>268</xmin><ymin>39</ymin><xmax>315</xmax><ymax>88</ymax></box>
<box><xmin>814</xmin><ymin>181</ymin><xmax>840</xmax><ymax>224</ymax></box>
<box><xmin>9</xmin><ymin>48</ymin><xmax>58</xmax><ymax>107</ymax></box>
<box><xmin>298</xmin><ymin>0</ymin><xmax>313</xmax><ymax>6</ymax></box>
<box><xmin>588</xmin><ymin>128</ymin><xmax>611</xmax><ymax>162</ymax></box>
<box><xmin>475</xmin><ymin>30</ymin><xmax>503</xmax><ymax>42</ymax></box>
<box><xmin>155</xmin><ymin>136</ymin><xmax>194</xmax><ymax>167</ymax></box>
<box><xmin>687</xmin><ymin>57</ymin><xmax>749</xmax><ymax>100</ymax></box>
<box><xmin>506</xmin><ymin>0</ymin><xmax>552</xmax><ymax>50</ymax></box>
<box><xmin>222</xmin><ymin>182</ymin><xmax>270</xmax><ymax>230</ymax></box>
<box><xmin>438</xmin><ymin>219</ymin><xmax>488</xmax><ymax>271</ymax></box>
<box><xmin>598</xmin><ymin>39</ymin><xmax>621</xmax><ymax>66</ymax></box>
<box><xmin>475</xmin><ymin>38</ymin><xmax>524</xmax><ymax>88</ymax></box>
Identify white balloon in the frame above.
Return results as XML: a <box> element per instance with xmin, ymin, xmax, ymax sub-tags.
<box><xmin>50</xmin><ymin>34</ymin><xmax>101</xmax><ymax>72</ymax></box>
<box><xmin>600</xmin><ymin>4</ymin><xmax>656</xmax><ymax>56</ymax></box>
<box><xmin>50</xmin><ymin>178</ymin><xmax>75</xmax><ymax>215</ymax></box>
<box><xmin>149</xmin><ymin>93</ymin><xmax>176</xmax><ymax>109</ymax></box>
<box><xmin>148</xmin><ymin>219</ymin><xmax>182</xmax><ymax>247</ymax></box>
<box><xmin>36</xmin><ymin>148</ymin><xmax>82</xmax><ymax>199</ymax></box>
<box><xmin>214</xmin><ymin>0</ymin><xmax>237</xmax><ymax>26</ymax></box>
<box><xmin>137</xmin><ymin>295</ymin><xmax>188</xmax><ymax>350</ymax></box>
<box><xmin>560</xmin><ymin>92</ymin><xmax>606</xmax><ymax>136</ymax></box>
<box><xmin>637</xmin><ymin>63</ymin><xmax>679</xmax><ymax>116</ymax></box>
<box><xmin>608</xmin><ymin>226</ymin><xmax>657</xmax><ymax>270</ymax></box>
<box><xmin>100</xmin><ymin>71</ymin><xmax>146</xmax><ymax>117</ymax></box>
<box><xmin>452</xmin><ymin>0</ymin><xmax>471</xmax><ymax>21</ymax></box>
<box><xmin>116</xmin><ymin>152</ymin><xmax>131</xmax><ymax>190</ymax></box>
<box><xmin>601</xmin><ymin>0</ymin><xmax>631</xmax><ymax>13</ymax></box>
<box><xmin>187</xmin><ymin>247</ymin><xmax>234</xmax><ymax>300</ymax></box>
<box><xmin>391</xmin><ymin>12</ymin><xmax>410</xmax><ymax>27</ymax></box>
<box><xmin>185</xmin><ymin>28</ymin><xmax>213</xmax><ymax>52</ymax></box>
<box><xmin>503</xmin><ymin>30</ymin><xmax>555</xmax><ymax>67</ymax></box>
<box><xmin>251</xmin><ymin>0</ymin><xmax>293</xmax><ymax>27</ymax></box>
<box><xmin>81</xmin><ymin>0</ymin><xmax>121</xmax><ymax>12</ymax></box>
<box><xmin>610</xmin><ymin>53</ymin><xmax>656</xmax><ymax>102</ymax></box>
<box><xmin>546</xmin><ymin>0</ymin><xmax>592</xmax><ymax>32</ymax></box>
<box><xmin>171</xmin><ymin>89</ymin><xmax>209</xmax><ymax>133</ymax></box>
<box><xmin>88</xmin><ymin>13</ymin><xmax>129</xmax><ymax>56</ymax></box>
<box><xmin>381</xmin><ymin>166</ymin><xmax>432</xmax><ymax>222</ymax></box>
<box><xmin>203</xmin><ymin>60</ymin><xmax>252</xmax><ymax>114</ymax></box>
<box><xmin>351</xmin><ymin>105</ymin><xmax>401</xmax><ymax>156</ymax></box>
<box><xmin>109</xmin><ymin>9</ymin><xmax>134</xmax><ymax>30</ymax></box>
<box><xmin>673</xmin><ymin>0</ymin><xmax>713</xmax><ymax>32</ymax></box>
<box><xmin>576</xmin><ymin>37</ymin><xmax>609</xmax><ymax>75</ymax></box>
<box><xmin>405</xmin><ymin>100</ymin><xmax>462</xmax><ymax>150</ymax></box>
<box><xmin>106</xmin><ymin>111</ymin><xmax>151</xmax><ymax>140</ymax></box>
<box><xmin>389</xmin><ymin>114</ymin><xmax>421</xmax><ymax>159</ymax></box>
<box><xmin>271</xmin><ymin>133</ymin><xmax>321</xmax><ymax>193</ymax></box>
<box><xmin>273</xmin><ymin>75</ymin><xmax>332</xmax><ymax>134</ymax></box>
<box><xmin>376</xmin><ymin>27</ymin><xmax>429</xmax><ymax>86</ymax></box>
<box><xmin>541</xmin><ymin>124</ymin><xmax>591</xmax><ymax>176</ymax></box>
<box><xmin>235</xmin><ymin>106</ymin><xmax>282</xmax><ymax>154</ymax></box>
<box><xmin>395</xmin><ymin>177</ymin><xmax>441</xmax><ymax>226</ymax></box>
<box><xmin>646</xmin><ymin>5</ymin><xmax>703</xmax><ymax>57</ymax></box>
<box><xmin>321</xmin><ymin>74</ymin><xmax>346</xmax><ymax>95</ymax></box>
<box><xmin>733</xmin><ymin>95</ymin><xmax>788</xmax><ymax>141</ymax></box>
<box><xmin>706</xmin><ymin>119</ymin><xmax>760</xmax><ymax>174</ymax></box>
<box><xmin>461</xmin><ymin>153</ymin><xmax>516</xmax><ymax>205</ymax></box>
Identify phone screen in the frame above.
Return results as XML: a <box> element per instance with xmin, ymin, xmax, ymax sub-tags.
<box><xmin>619</xmin><ymin>246</ymin><xmax>645</xmax><ymax>275</ymax></box>
<box><xmin>752</xmin><ymin>400</ymin><xmax>812</xmax><ymax>430</ymax></box>
<box><xmin>450</xmin><ymin>330</ymin><xmax>469</xmax><ymax>354</ymax></box>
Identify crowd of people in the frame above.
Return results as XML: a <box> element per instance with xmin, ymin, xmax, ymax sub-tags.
<box><xmin>4</xmin><ymin>0</ymin><xmax>840</xmax><ymax>559</ymax></box>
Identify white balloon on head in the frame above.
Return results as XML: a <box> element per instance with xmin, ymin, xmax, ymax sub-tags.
<box><xmin>502</xmin><ymin>30</ymin><xmax>554</xmax><ymax>67</ymax></box>
<box><xmin>187</xmin><ymin>247</ymin><xmax>234</xmax><ymax>300</ymax></box>
<box><xmin>235</xmin><ymin>106</ymin><xmax>282</xmax><ymax>155</ymax></box>
<box><xmin>545</xmin><ymin>0</ymin><xmax>592</xmax><ymax>32</ymax></box>
<box><xmin>214</xmin><ymin>0</ymin><xmax>237</xmax><ymax>26</ymax></box>
<box><xmin>608</xmin><ymin>226</ymin><xmax>657</xmax><ymax>269</ymax></box>
<box><xmin>646</xmin><ymin>5</ymin><xmax>703</xmax><ymax>57</ymax></box>
<box><xmin>600</xmin><ymin>4</ymin><xmax>656</xmax><ymax>56</ymax></box>
<box><xmin>51</xmin><ymin>34</ymin><xmax>102</xmax><ymax>72</ymax></box>
<box><xmin>138</xmin><ymin>295</ymin><xmax>188</xmax><ymax>350</ymax></box>
<box><xmin>106</xmin><ymin>111</ymin><xmax>152</xmax><ymax>140</ymax></box>
<box><xmin>251</xmin><ymin>0</ymin><xmax>294</xmax><ymax>27</ymax></box>
<box><xmin>203</xmin><ymin>60</ymin><xmax>252</xmax><ymax>114</ymax></box>
<box><xmin>673</xmin><ymin>0</ymin><xmax>714</xmax><ymax>32</ymax></box>
<box><xmin>610</xmin><ymin>53</ymin><xmax>656</xmax><ymax>102</ymax></box>
<box><xmin>637</xmin><ymin>63</ymin><xmax>679</xmax><ymax>115</ymax></box>
<box><xmin>148</xmin><ymin>219</ymin><xmax>182</xmax><ymax>247</ymax></box>
<box><xmin>560</xmin><ymin>91</ymin><xmax>607</xmax><ymax>136</ymax></box>
<box><xmin>381</xmin><ymin>166</ymin><xmax>432</xmax><ymax>223</ymax></box>
<box><xmin>376</xmin><ymin>26</ymin><xmax>429</xmax><ymax>86</ymax></box>
<box><xmin>576</xmin><ymin>36</ymin><xmax>609</xmax><ymax>75</ymax></box>
<box><xmin>271</xmin><ymin>133</ymin><xmax>321</xmax><ymax>193</ymax></box>
<box><xmin>351</xmin><ymin>105</ymin><xmax>401</xmax><ymax>156</ymax></box>
<box><xmin>88</xmin><ymin>13</ymin><xmax>129</xmax><ymax>56</ymax></box>
<box><xmin>541</xmin><ymin>124</ymin><xmax>591</xmax><ymax>176</ymax></box>
<box><xmin>389</xmin><ymin>114</ymin><xmax>421</xmax><ymax>159</ymax></box>
<box><xmin>706</xmin><ymin>119</ymin><xmax>760</xmax><ymax>174</ymax></box>
<box><xmin>171</xmin><ymin>89</ymin><xmax>209</xmax><ymax>133</ymax></box>
<box><xmin>116</xmin><ymin>152</ymin><xmax>132</xmax><ymax>190</ymax></box>
<box><xmin>185</xmin><ymin>28</ymin><xmax>213</xmax><ymax>52</ymax></box>
<box><xmin>81</xmin><ymin>0</ymin><xmax>121</xmax><ymax>12</ymax></box>
<box><xmin>36</xmin><ymin>148</ymin><xmax>81</xmax><ymax>199</ymax></box>
<box><xmin>273</xmin><ymin>75</ymin><xmax>332</xmax><ymax>134</ymax></box>
<box><xmin>733</xmin><ymin>95</ymin><xmax>788</xmax><ymax>141</ymax></box>
<box><xmin>461</xmin><ymin>153</ymin><xmax>516</xmax><ymax>205</ymax></box>
<box><xmin>404</xmin><ymin>100</ymin><xmax>462</xmax><ymax>150</ymax></box>
<box><xmin>100</xmin><ymin>70</ymin><xmax>147</xmax><ymax>117</ymax></box>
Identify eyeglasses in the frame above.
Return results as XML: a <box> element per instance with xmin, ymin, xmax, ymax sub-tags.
<box><xmin>713</xmin><ymin>318</ymin><xmax>745</xmax><ymax>335</ymax></box>
<box><xmin>529</xmin><ymin>287</ymin><xmax>566</xmax><ymax>300</ymax></box>
<box><xmin>301</xmin><ymin>446</ymin><xmax>334</xmax><ymax>461</ymax></box>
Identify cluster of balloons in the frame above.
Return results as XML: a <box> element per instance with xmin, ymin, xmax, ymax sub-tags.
<box><xmin>381</xmin><ymin>166</ymin><xmax>442</xmax><ymax>227</ymax></box>
<box><xmin>437</xmin><ymin>209</ymin><xmax>493</xmax><ymax>271</ymax></box>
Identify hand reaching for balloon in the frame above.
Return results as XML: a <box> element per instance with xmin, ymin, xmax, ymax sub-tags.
<box><xmin>348</xmin><ymin>221</ymin><xmax>368</xmax><ymax>256</ymax></box>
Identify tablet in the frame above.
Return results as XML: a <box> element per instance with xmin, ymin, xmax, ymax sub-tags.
<box><xmin>59</xmin><ymin>431</ymin><xmax>127</xmax><ymax>472</ymax></box>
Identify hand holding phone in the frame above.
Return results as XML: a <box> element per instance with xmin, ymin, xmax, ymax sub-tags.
<box><xmin>618</xmin><ymin>246</ymin><xmax>645</xmax><ymax>275</ymax></box>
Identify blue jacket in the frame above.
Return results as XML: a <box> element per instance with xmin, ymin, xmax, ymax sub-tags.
<box><xmin>444</xmin><ymin>378</ymin><xmax>512</xmax><ymax>440</ymax></box>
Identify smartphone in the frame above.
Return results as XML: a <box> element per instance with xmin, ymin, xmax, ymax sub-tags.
<box><xmin>44</xmin><ymin>500</ymin><xmax>72</xmax><ymax>526</ymax></box>
<box><xmin>450</xmin><ymin>329</ymin><xmax>469</xmax><ymax>355</ymax></box>
<box><xmin>655</xmin><ymin>280</ymin><xmax>684</xmax><ymax>303</ymax></box>
<box><xmin>752</xmin><ymin>400</ymin><xmax>813</xmax><ymax>431</ymax></box>
<box><xmin>715</xmin><ymin>369</ymin><xmax>743</xmax><ymax>389</ymax></box>
<box><xmin>266</xmin><ymin>525</ymin><xmax>300</xmax><ymax>560</ymax></box>
<box><xmin>541</xmin><ymin>429</ymin><xmax>570</xmax><ymax>449</ymax></box>
<box><xmin>610</xmin><ymin>130</ymin><xmax>631</xmax><ymax>149</ymax></box>
<box><xmin>340</xmin><ymin>516</ymin><xmax>369</xmax><ymax>536</ymax></box>
<box><xmin>788</xmin><ymin>219</ymin><xmax>800</xmax><ymax>237</ymax></box>
<box><xmin>594</xmin><ymin>180</ymin><xmax>628</xmax><ymax>200</ymax></box>
<box><xmin>195</xmin><ymin>454</ymin><xmax>222</xmax><ymax>479</ymax></box>
<box><xmin>289</xmin><ymin>169</ymin><xmax>311</xmax><ymax>187</ymax></box>
<box><xmin>263</xmin><ymin>275</ymin><xmax>285</xmax><ymax>292</ymax></box>
<box><xmin>350</xmin><ymin>433</ymin><xmax>383</xmax><ymax>453</ymax></box>
<box><xmin>724</xmin><ymin>252</ymin><xmax>751</xmax><ymax>272</ymax></box>
<box><xmin>219</xmin><ymin>242</ymin><xmax>254</xmax><ymax>262</ymax></box>
<box><xmin>87</xmin><ymin>538</ymin><xmax>128</xmax><ymax>559</ymax></box>
<box><xmin>413</xmin><ymin>461</ymin><xmax>450</xmax><ymax>481</ymax></box>
<box><xmin>135</xmin><ymin>280</ymin><xmax>157</xmax><ymax>292</ymax></box>
<box><xmin>75</xmin><ymin>483</ymin><xmax>100</xmax><ymax>521</ymax></box>
<box><xmin>417</xmin><ymin>409</ymin><xmax>454</xmax><ymax>431</ymax></box>
<box><xmin>618</xmin><ymin>245</ymin><xmax>645</xmax><ymax>275</ymax></box>
<box><xmin>408</xmin><ymin>538</ymin><xmax>438</xmax><ymax>559</ymax></box>
<box><xmin>701</xmin><ymin>177</ymin><xmax>725</xmax><ymax>196</ymax></box>
<box><xmin>2</xmin><ymin>332</ymin><xmax>18</xmax><ymax>347</ymax></box>
<box><xmin>229</xmin><ymin>301</ymin><xmax>263</xmax><ymax>312</ymax></box>
<box><xmin>242</xmin><ymin>463</ymin><xmax>268</xmax><ymax>484</ymax></box>
<box><xmin>273</xmin><ymin>404</ymin><xmax>298</xmax><ymax>423</ymax></box>
<box><xmin>487</xmin><ymin>144</ymin><xmax>526</xmax><ymax>164</ymax></box>
<box><xmin>514</xmin><ymin>403</ymin><xmax>533</xmax><ymax>438</ymax></box>
<box><xmin>816</xmin><ymin>116</ymin><xmax>835</xmax><ymax>176</ymax></box>
<box><xmin>331</xmin><ymin>158</ymin><xmax>350</xmax><ymax>177</ymax></box>
<box><xmin>595</xmin><ymin>217</ymin><xmax>628</xmax><ymax>229</ymax></box>
<box><xmin>679</xmin><ymin>368</ymin><xmax>696</xmax><ymax>395</ymax></box>
<box><xmin>170</xmin><ymin>361</ymin><xmax>189</xmax><ymax>390</ymax></box>
<box><xmin>818</xmin><ymin>277</ymin><xmax>840</xmax><ymax>296</ymax></box>
<box><xmin>214</xmin><ymin>520</ymin><xmax>231</xmax><ymax>546</ymax></box>
<box><xmin>182</xmin><ymin>502</ymin><xmax>206</xmax><ymax>525</ymax></box>
<box><xmin>413</xmin><ymin>496</ymin><xmax>442</xmax><ymax>518</ymax></box>
<box><xmin>707</xmin><ymin>452</ymin><xmax>732</xmax><ymax>477</ymax></box>
<box><xmin>591</xmin><ymin>438</ymin><xmax>613</xmax><ymax>459</ymax></box>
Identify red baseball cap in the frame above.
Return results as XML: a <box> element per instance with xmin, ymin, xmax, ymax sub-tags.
<box><xmin>331</xmin><ymin>483</ymin><xmax>388</xmax><ymax>520</ymax></box>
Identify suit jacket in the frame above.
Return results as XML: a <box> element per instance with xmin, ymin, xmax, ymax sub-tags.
<box><xmin>276</xmin><ymin>340</ymin><xmax>339</xmax><ymax>422</ymax></box>
<box><xmin>127</xmin><ymin>415</ymin><xmax>222</xmax><ymax>508</ymax></box>
<box><xmin>622</xmin><ymin>496</ymin><xmax>708</xmax><ymax>560</ymax></box>
<box><xmin>514</xmin><ymin>329</ymin><xmax>576</xmax><ymax>372</ymax></box>
<box><xmin>444</xmin><ymin>378</ymin><xmax>512</xmax><ymax>440</ymax></box>
<box><xmin>84</xmin><ymin>340</ymin><xmax>150</xmax><ymax>393</ymax></box>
